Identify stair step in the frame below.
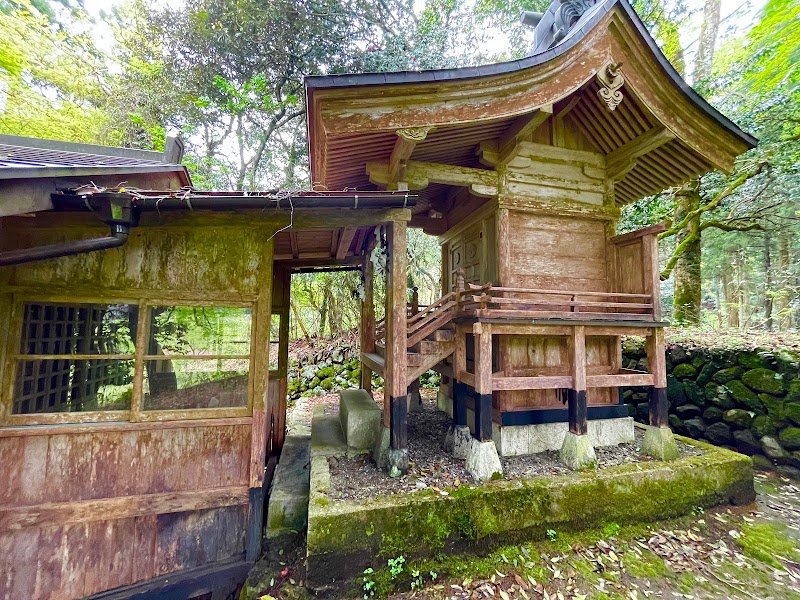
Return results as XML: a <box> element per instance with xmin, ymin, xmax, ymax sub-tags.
<box><xmin>410</xmin><ymin>339</ymin><xmax>446</xmax><ymax>354</ymax></box>
<box><xmin>407</xmin><ymin>352</ymin><xmax>424</xmax><ymax>367</ymax></box>
<box><xmin>427</xmin><ymin>329</ymin><xmax>454</xmax><ymax>342</ymax></box>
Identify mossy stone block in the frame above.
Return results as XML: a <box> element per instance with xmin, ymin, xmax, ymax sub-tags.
<box><xmin>706</xmin><ymin>382</ymin><xmax>735</xmax><ymax>409</ymax></box>
<box><xmin>726</xmin><ymin>380</ymin><xmax>766</xmax><ymax>414</ymax></box>
<box><xmin>696</xmin><ymin>362</ymin><xmax>717</xmax><ymax>387</ymax></box>
<box><xmin>683</xmin><ymin>380</ymin><xmax>705</xmax><ymax>405</ymax></box>
<box><xmin>641</xmin><ymin>426</ymin><xmax>679</xmax><ymax>461</ymax></box>
<box><xmin>704</xmin><ymin>422</ymin><xmax>733</xmax><ymax>445</ymax></box>
<box><xmin>713</xmin><ymin>367</ymin><xmax>744</xmax><ymax>384</ymax></box>
<box><xmin>779</xmin><ymin>427</ymin><xmax>800</xmax><ymax>451</ymax></box>
<box><xmin>786</xmin><ymin>380</ymin><xmax>800</xmax><ymax>404</ymax></box>
<box><xmin>703</xmin><ymin>407</ymin><xmax>723</xmax><ymax>421</ymax></box>
<box><xmin>751</xmin><ymin>415</ymin><xmax>778</xmax><ymax>438</ymax></box>
<box><xmin>667</xmin><ymin>375</ymin><xmax>686</xmax><ymax>405</ymax></box>
<box><xmin>672</xmin><ymin>363</ymin><xmax>697</xmax><ymax>379</ymax></box>
<box><xmin>785</xmin><ymin>402</ymin><xmax>800</xmax><ymax>426</ymax></box>
<box><xmin>320</xmin><ymin>377</ymin><xmax>336</xmax><ymax>391</ymax></box>
<box><xmin>738</xmin><ymin>352</ymin><xmax>770</xmax><ymax>370</ymax></box>
<box><xmin>741</xmin><ymin>368</ymin><xmax>785</xmax><ymax>395</ymax></box>
<box><xmin>316</xmin><ymin>366</ymin><xmax>336</xmax><ymax>379</ymax></box>
<box><xmin>683</xmin><ymin>418</ymin><xmax>706</xmax><ymax>439</ymax></box>
<box><xmin>723</xmin><ymin>409</ymin><xmax>753</xmax><ymax>429</ymax></box>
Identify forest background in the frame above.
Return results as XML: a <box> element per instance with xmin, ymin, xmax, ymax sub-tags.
<box><xmin>1</xmin><ymin>0</ymin><xmax>798</xmax><ymax>339</ymax></box>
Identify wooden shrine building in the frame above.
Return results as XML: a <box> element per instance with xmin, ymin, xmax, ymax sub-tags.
<box><xmin>0</xmin><ymin>0</ymin><xmax>755</xmax><ymax>598</ymax></box>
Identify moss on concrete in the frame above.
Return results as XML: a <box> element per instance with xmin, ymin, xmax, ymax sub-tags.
<box><xmin>306</xmin><ymin>437</ymin><xmax>754</xmax><ymax>591</ymax></box>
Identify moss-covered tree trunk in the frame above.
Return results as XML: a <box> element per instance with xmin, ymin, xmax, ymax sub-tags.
<box><xmin>672</xmin><ymin>186</ymin><xmax>702</xmax><ymax>324</ymax></box>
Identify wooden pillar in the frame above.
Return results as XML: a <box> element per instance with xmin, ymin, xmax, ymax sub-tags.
<box><xmin>274</xmin><ymin>266</ymin><xmax>291</xmax><ymax>452</ymax></box>
<box><xmin>408</xmin><ymin>286</ymin><xmax>422</xmax><ymax>408</ymax></box>
<box><xmin>452</xmin><ymin>272</ymin><xmax>467</xmax><ymax>428</ymax></box>
<box><xmin>646</xmin><ymin>327</ymin><xmax>669</xmax><ymax>427</ymax></box>
<box><xmin>474</xmin><ymin>322</ymin><xmax>493</xmax><ymax>441</ymax></box>
<box><xmin>385</xmin><ymin>220</ymin><xmax>408</xmax><ymax>452</ymax></box>
<box><xmin>360</xmin><ymin>242</ymin><xmax>375</xmax><ymax>393</ymax></box>
<box><xmin>568</xmin><ymin>325</ymin><xmax>588</xmax><ymax>435</ymax></box>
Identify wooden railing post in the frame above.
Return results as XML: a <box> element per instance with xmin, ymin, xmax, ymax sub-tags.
<box><xmin>407</xmin><ymin>286</ymin><xmax>422</xmax><ymax>411</ymax></box>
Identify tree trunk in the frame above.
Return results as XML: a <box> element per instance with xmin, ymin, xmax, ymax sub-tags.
<box><xmin>776</xmin><ymin>232</ymin><xmax>792</xmax><ymax>330</ymax></box>
<box><xmin>672</xmin><ymin>185</ymin><xmax>702</xmax><ymax>324</ymax></box>
<box><xmin>763</xmin><ymin>236</ymin><xmax>774</xmax><ymax>331</ymax></box>
<box><xmin>722</xmin><ymin>268</ymin><xmax>739</xmax><ymax>328</ymax></box>
<box><xmin>694</xmin><ymin>0</ymin><xmax>721</xmax><ymax>82</ymax></box>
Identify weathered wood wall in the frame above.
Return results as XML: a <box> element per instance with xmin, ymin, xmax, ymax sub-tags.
<box><xmin>0</xmin><ymin>211</ymin><xmax>278</xmax><ymax>599</ymax></box>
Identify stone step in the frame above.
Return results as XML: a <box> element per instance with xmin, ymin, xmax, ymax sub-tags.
<box><xmin>339</xmin><ymin>389</ymin><xmax>381</xmax><ymax>452</ymax></box>
<box><xmin>265</xmin><ymin>434</ymin><xmax>310</xmax><ymax>539</ymax></box>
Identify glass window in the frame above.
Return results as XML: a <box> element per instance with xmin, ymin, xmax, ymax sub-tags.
<box><xmin>142</xmin><ymin>306</ymin><xmax>251</xmax><ymax>411</ymax></box>
<box><xmin>13</xmin><ymin>303</ymin><xmax>136</xmax><ymax>414</ymax></box>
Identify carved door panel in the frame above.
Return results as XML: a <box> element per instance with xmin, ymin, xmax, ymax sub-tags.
<box><xmin>449</xmin><ymin>239</ymin><xmax>463</xmax><ymax>292</ymax></box>
<box><xmin>462</xmin><ymin>223</ymin><xmax>482</xmax><ymax>284</ymax></box>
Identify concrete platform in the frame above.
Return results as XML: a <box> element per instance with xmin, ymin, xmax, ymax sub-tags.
<box><xmin>306</xmin><ymin>434</ymin><xmax>754</xmax><ymax>593</ymax></box>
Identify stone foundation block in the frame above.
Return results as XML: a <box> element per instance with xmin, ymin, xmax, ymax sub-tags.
<box><xmin>560</xmin><ymin>432</ymin><xmax>597</xmax><ymax>470</ymax></box>
<box><xmin>388</xmin><ymin>448</ymin><xmax>409</xmax><ymax>477</ymax></box>
<box><xmin>465</xmin><ymin>439</ymin><xmax>503</xmax><ymax>482</ymax></box>
<box><xmin>642</xmin><ymin>426</ymin><xmax>680</xmax><ymax>461</ymax></box>
<box><xmin>373</xmin><ymin>425</ymin><xmax>390</xmax><ymax>470</ymax></box>
<box><xmin>339</xmin><ymin>389</ymin><xmax>381</xmax><ymax>451</ymax></box>
<box><xmin>443</xmin><ymin>424</ymin><xmax>472</xmax><ymax>459</ymax></box>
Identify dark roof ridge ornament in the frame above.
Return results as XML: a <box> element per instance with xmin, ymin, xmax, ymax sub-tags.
<box><xmin>521</xmin><ymin>0</ymin><xmax>600</xmax><ymax>54</ymax></box>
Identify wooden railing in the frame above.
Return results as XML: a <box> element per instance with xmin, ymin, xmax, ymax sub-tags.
<box><xmin>373</xmin><ymin>280</ymin><xmax>655</xmax><ymax>359</ymax></box>
<box><xmin>459</xmin><ymin>284</ymin><xmax>655</xmax><ymax>321</ymax></box>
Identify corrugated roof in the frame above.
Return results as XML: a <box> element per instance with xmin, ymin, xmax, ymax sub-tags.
<box><xmin>0</xmin><ymin>135</ymin><xmax>190</xmax><ymax>183</ymax></box>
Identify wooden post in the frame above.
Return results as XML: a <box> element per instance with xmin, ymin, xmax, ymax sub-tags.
<box><xmin>360</xmin><ymin>241</ymin><xmax>375</xmax><ymax>393</ymax></box>
<box><xmin>568</xmin><ymin>325</ymin><xmax>588</xmax><ymax>435</ymax></box>
<box><xmin>453</xmin><ymin>272</ymin><xmax>467</xmax><ymax>428</ymax></box>
<box><xmin>474</xmin><ymin>322</ymin><xmax>493</xmax><ymax>441</ymax></box>
<box><xmin>408</xmin><ymin>286</ymin><xmax>422</xmax><ymax>409</ymax></box>
<box><xmin>275</xmin><ymin>266</ymin><xmax>291</xmax><ymax>452</ymax></box>
<box><xmin>641</xmin><ymin>233</ymin><xmax>662</xmax><ymax>321</ymax></box>
<box><xmin>385</xmin><ymin>220</ymin><xmax>408</xmax><ymax>459</ymax></box>
<box><xmin>646</xmin><ymin>327</ymin><xmax>668</xmax><ymax>427</ymax></box>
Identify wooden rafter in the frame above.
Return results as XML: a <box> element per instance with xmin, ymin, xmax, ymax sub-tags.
<box><xmin>606</xmin><ymin>126</ymin><xmax>675</xmax><ymax>180</ymax></box>
<box><xmin>335</xmin><ymin>226</ymin><xmax>358</xmax><ymax>260</ymax></box>
<box><xmin>289</xmin><ymin>231</ymin><xmax>299</xmax><ymax>259</ymax></box>
<box><xmin>497</xmin><ymin>105</ymin><xmax>553</xmax><ymax>161</ymax></box>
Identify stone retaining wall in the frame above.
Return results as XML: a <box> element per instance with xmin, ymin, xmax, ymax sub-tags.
<box><xmin>623</xmin><ymin>341</ymin><xmax>800</xmax><ymax>475</ymax></box>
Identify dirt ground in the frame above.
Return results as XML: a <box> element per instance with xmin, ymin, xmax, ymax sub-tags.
<box><xmin>244</xmin><ymin>391</ymin><xmax>800</xmax><ymax>600</ymax></box>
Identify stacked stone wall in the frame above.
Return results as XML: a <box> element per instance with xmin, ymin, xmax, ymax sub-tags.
<box><xmin>623</xmin><ymin>342</ymin><xmax>800</xmax><ymax>475</ymax></box>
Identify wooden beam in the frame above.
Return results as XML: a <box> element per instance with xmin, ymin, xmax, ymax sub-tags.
<box><xmin>497</xmin><ymin>105</ymin><xmax>553</xmax><ymax>159</ymax></box>
<box><xmin>335</xmin><ymin>226</ymin><xmax>358</xmax><ymax>260</ymax></box>
<box><xmin>389</xmin><ymin>127</ymin><xmax>433</xmax><ymax>183</ymax></box>
<box><xmin>289</xmin><ymin>231</ymin><xmax>299</xmax><ymax>259</ymax></box>
<box><xmin>0</xmin><ymin>487</ymin><xmax>249</xmax><ymax>531</ymax></box>
<box><xmin>607</xmin><ymin>127</ymin><xmax>675</xmax><ymax>180</ymax></box>
<box><xmin>367</xmin><ymin>160</ymin><xmax>499</xmax><ymax>197</ymax></box>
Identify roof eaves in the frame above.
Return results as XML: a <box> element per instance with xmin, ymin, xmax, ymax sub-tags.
<box><xmin>304</xmin><ymin>0</ymin><xmax>756</xmax><ymax>149</ymax></box>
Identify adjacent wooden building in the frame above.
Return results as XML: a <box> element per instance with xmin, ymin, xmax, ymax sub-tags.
<box><xmin>0</xmin><ymin>0</ymin><xmax>756</xmax><ymax>598</ymax></box>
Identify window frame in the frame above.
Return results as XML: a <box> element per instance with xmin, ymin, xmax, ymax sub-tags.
<box><xmin>1</xmin><ymin>294</ymin><xmax>255</xmax><ymax>425</ymax></box>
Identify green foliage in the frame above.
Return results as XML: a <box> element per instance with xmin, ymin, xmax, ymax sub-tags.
<box><xmin>361</xmin><ymin>567</ymin><xmax>376</xmax><ymax>598</ymax></box>
<box><xmin>387</xmin><ymin>555</ymin><xmax>405</xmax><ymax>579</ymax></box>
<box><xmin>0</xmin><ymin>0</ymin><xmax>109</xmax><ymax>141</ymax></box>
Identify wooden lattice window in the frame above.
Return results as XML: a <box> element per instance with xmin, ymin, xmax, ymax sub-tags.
<box><xmin>12</xmin><ymin>302</ymin><xmax>136</xmax><ymax>415</ymax></box>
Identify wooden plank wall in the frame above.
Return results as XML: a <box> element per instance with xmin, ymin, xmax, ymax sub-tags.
<box><xmin>0</xmin><ymin>421</ymin><xmax>251</xmax><ymax>599</ymax></box>
<box><xmin>0</xmin><ymin>212</ymin><xmax>279</xmax><ymax>600</ymax></box>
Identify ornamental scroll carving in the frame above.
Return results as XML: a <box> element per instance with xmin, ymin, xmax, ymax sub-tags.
<box><xmin>596</xmin><ymin>60</ymin><xmax>625</xmax><ymax>111</ymax></box>
<box><xmin>396</xmin><ymin>126</ymin><xmax>433</xmax><ymax>142</ymax></box>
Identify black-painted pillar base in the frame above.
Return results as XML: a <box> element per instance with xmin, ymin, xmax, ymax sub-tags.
<box><xmin>648</xmin><ymin>386</ymin><xmax>669</xmax><ymax>428</ymax></box>
<box><xmin>390</xmin><ymin>394</ymin><xmax>408</xmax><ymax>450</ymax></box>
<box><xmin>246</xmin><ymin>486</ymin><xmax>265</xmax><ymax>561</ymax></box>
<box><xmin>453</xmin><ymin>381</ymin><xmax>468</xmax><ymax>427</ymax></box>
<box><xmin>567</xmin><ymin>389</ymin><xmax>588</xmax><ymax>436</ymax></box>
<box><xmin>475</xmin><ymin>393</ymin><xmax>493</xmax><ymax>441</ymax></box>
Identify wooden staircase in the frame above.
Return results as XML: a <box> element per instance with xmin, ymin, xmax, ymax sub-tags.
<box><xmin>363</xmin><ymin>292</ymin><xmax>457</xmax><ymax>386</ymax></box>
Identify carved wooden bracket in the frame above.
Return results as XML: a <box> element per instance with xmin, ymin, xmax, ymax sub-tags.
<box><xmin>396</xmin><ymin>126</ymin><xmax>433</xmax><ymax>142</ymax></box>
<box><xmin>596</xmin><ymin>60</ymin><xmax>625</xmax><ymax>111</ymax></box>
